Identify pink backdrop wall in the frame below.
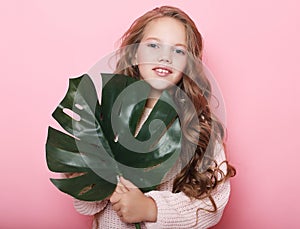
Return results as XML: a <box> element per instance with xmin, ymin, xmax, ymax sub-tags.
<box><xmin>1</xmin><ymin>0</ymin><xmax>299</xmax><ymax>228</ymax></box>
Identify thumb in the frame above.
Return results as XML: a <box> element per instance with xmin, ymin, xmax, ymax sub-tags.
<box><xmin>110</xmin><ymin>190</ymin><xmax>121</xmax><ymax>204</ymax></box>
<box><xmin>119</xmin><ymin>176</ymin><xmax>138</xmax><ymax>189</ymax></box>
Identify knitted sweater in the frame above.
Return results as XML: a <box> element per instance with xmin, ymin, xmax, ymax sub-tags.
<box><xmin>73</xmin><ymin>108</ymin><xmax>231</xmax><ymax>228</ymax></box>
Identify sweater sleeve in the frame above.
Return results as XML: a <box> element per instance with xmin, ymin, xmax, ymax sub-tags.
<box><xmin>144</xmin><ymin>142</ymin><xmax>231</xmax><ymax>229</ymax></box>
<box><xmin>73</xmin><ymin>199</ymin><xmax>109</xmax><ymax>215</ymax></box>
<box><xmin>144</xmin><ymin>180</ymin><xmax>230</xmax><ymax>229</ymax></box>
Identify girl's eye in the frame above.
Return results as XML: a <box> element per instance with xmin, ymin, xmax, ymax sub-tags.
<box><xmin>174</xmin><ymin>48</ymin><xmax>186</xmax><ymax>55</ymax></box>
<box><xmin>147</xmin><ymin>43</ymin><xmax>159</xmax><ymax>48</ymax></box>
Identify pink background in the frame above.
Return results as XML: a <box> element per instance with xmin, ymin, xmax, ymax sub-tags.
<box><xmin>1</xmin><ymin>0</ymin><xmax>299</xmax><ymax>228</ymax></box>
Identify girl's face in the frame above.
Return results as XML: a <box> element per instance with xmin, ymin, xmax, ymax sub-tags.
<box><xmin>136</xmin><ymin>17</ymin><xmax>187</xmax><ymax>93</ymax></box>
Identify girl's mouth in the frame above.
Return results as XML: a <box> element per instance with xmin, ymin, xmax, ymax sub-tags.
<box><xmin>152</xmin><ymin>67</ymin><xmax>173</xmax><ymax>76</ymax></box>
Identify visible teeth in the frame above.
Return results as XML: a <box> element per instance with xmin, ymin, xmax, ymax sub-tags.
<box><xmin>156</xmin><ymin>68</ymin><xmax>169</xmax><ymax>73</ymax></box>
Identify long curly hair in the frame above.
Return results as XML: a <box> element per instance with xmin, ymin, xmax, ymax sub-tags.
<box><xmin>114</xmin><ymin>5</ymin><xmax>236</xmax><ymax>211</ymax></box>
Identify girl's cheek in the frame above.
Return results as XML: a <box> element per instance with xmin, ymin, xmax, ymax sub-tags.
<box><xmin>137</xmin><ymin>50</ymin><xmax>159</xmax><ymax>64</ymax></box>
<box><xmin>173</xmin><ymin>58</ymin><xmax>187</xmax><ymax>72</ymax></box>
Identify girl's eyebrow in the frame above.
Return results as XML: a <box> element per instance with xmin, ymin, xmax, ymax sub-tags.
<box><xmin>144</xmin><ymin>37</ymin><xmax>187</xmax><ymax>49</ymax></box>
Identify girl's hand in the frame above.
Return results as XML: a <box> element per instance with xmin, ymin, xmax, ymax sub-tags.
<box><xmin>110</xmin><ymin>176</ymin><xmax>157</xmax><ymax>223</ymax></box>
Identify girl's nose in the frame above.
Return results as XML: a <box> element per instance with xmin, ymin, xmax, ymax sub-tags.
<box><xmin>158</xmin><ymin>46</ymin><xmax>172</xmax><ymax>64</ymax></box>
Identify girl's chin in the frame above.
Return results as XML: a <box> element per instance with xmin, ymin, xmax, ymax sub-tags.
<box><xmin>143</xmin><ymin>78</ymin><xmax>176</xmax><ymax>89</ymax></box>
<box><xmin>146</xmin><ymin>82</ymin><xmax>174</xmax><ymax>92</ymax></box>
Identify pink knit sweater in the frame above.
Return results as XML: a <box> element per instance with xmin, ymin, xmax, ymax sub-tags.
<box><xmin>73</xmin><ymin>142</ymin><xmax>231</xmax><ymax>229</ymax></box>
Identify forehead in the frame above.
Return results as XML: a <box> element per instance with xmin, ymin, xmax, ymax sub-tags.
<box><xmin>142</xmin><ymin>17</ymin><xmax>187</xmax><ymax>46</ymax></box>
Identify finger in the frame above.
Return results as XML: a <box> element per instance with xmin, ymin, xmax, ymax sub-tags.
<box><xmin>111</xmin><ymin>202</ymin><xmax>121</xmax><ymax>212</ymax></box>
<box><xmin>120</xmin><ymin>176</ymin><xmax>137</xmax><ymax>189</ymax></box>
<box><xmin>116</xmin><ymin>182</ymin><xmax>129</xmax><ymax>193</ymax></box>
<box><xmin>117</xmin><ymin>210</ymin><xmax>123</xmax><ymax>217</ymax></box>
<box><xmin>109</xmin><ymin>191</ymin><xmax>121</xmax><ymax>204</ymax></box>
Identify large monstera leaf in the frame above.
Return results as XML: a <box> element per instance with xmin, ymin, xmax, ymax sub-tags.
<box><xmin>46</xmin><ymin>73</ymin><xmax>181</xmax><ymax>201</ymax></box>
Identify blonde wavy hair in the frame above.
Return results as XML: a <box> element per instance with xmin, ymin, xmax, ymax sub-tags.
<box><xmin>114</xmin><ymin>5</ymin><xmax>236</xmax><ymax>213</ymax></box>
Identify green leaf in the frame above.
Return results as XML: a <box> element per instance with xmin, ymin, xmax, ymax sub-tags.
<box><xmin>46</xmin><ymin>73</ymin><xmax>181</xmax><ymax>201</ymax></box>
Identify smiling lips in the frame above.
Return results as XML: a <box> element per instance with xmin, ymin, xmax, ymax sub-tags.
<box><xmin>152</xmin><ymin>66</ymin><xmax>173</xmax><ymax>77</ymax></box>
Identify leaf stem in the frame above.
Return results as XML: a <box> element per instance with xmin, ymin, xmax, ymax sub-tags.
<box><xmin>135</xmin><ymin>223</ymin><xmax>141</xmax><ymax>229</ymax></box>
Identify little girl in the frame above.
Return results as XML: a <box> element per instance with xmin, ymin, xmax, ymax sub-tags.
<box><xmin>73</xmin><ymin>5</ymin><xmax>235</xmax><ymax>228</ymax></box>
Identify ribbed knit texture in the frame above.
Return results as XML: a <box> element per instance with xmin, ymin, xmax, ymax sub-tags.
<box><xmin>73</xmin><ymin>108</ymin><xmax>231</xmax><ymax>228</ymax></box>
